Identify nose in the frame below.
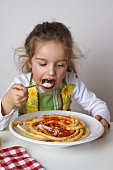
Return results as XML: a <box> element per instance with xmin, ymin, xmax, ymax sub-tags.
<box><xmin>48</xmin><ymin>65</ymin><xmax>55</xmax><ymax>76</ymax></box>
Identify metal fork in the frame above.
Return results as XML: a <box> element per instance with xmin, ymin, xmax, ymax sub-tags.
<box><xmin>26</xmin><ymin>84</ymin><xmax>40</xmax><ymax>88</ymax></box>
<box><xmin>13</xmin><ymin>84</ymin><xmax>43</xmax><ymax>91</ymax></box>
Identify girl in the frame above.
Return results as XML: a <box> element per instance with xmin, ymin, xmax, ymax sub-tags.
<box><xmin>0</xmin><ymin>21</ymin><xmax>110</xmax><ymax>136</ymax></box>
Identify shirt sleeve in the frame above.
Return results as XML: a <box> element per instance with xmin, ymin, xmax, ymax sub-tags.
<box><xmin>66</xmin><ymin>72</ymin><xmax>110</xmax><ymax>124</ymax></box>
<box><xmin>0</xmin><ymin>99</ymin><xmax>17</xmax><ymax>130</ymax></box>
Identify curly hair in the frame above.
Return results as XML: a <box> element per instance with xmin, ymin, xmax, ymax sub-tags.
<box><xmin>15</xmin><ymin>21</ymin><xmax>84</xmax><ymax>77</ymax></box>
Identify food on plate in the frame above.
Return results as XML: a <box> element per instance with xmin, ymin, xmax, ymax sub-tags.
<box><xmin>12</xmin><ymin>114</ymin><xmax>90</xmax><ymax>142</ymax></box>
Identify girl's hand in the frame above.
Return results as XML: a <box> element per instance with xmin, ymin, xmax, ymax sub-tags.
<box><xmin>1</xmin><ymin>84</ymin><xmax>28</xmax><ymax>115</ymax></box>
<box><xmin>95</xmin><ymin>115</ymin><xmax>109</xmax><ymax>137</ymax></box>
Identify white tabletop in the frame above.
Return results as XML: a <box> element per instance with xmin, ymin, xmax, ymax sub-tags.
<box><xmin>0</xmin><ymin>123</ymin><xmax>113</xmax><ymax>170</ymax></box>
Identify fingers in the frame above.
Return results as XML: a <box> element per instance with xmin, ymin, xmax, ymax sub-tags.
<box><xmin>95</xmin><ymin>115</ymin><xmax>109</xmax><ymax>137</ymax></box>
<box><xmin>12</xmin><ymin>96</ymin><xmax>27</xmax><ymax>107</ymax></box>
<box><xmin>12</xmin><ymin>84</ymin><xmax>28</xmax><ymax>95</ymax></box>
<box><xmin>21</xmin><ymin>97</ymin><xmax>28</xmax><ymax>102</ymax></box>
<box><xmin>12</xmin><ymin>84</ymin><xmax>26</xmax><ymax>91</ymax></box>
<box><xmin>95</xmin><ymin>115</ymin><xmax>102</xmax><ymax>121</ymax></box>
<box><xmin>100</xmin><ymin>118</ymin><xmax>109</xmax><ymax>137</ymax></box>
<box><xmin>19</xmin><ymin>97</ymin><xmax>28</xmax><ymax>106</ymax></box>
<box><xmin>1</xmin><ymin>84</ymin><xmax>29</xmax><ymax>115</ymax></box>
<box><xmin>10</xmin><ymin>84</ymin><xmax>28</xmax><ymax>106</ymax></box>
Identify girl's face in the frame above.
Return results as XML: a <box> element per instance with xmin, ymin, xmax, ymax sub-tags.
<box><xmin>28</xmin><ymin>40</ymin><xmax>68</xmax><ymax>92</ymax></box>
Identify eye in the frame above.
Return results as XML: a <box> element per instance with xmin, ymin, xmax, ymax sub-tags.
<box><xmin>39</xmin><ymin>63</ymin><xmax>47</xmax><ymax>66</ymax></box>
<box><xmin>57</xmin><ymin>64</ymin><xmax>64</xmax><ymax>67</ymax></box>
<box><xmin>57</xmin><ymin>62</ymin><xmax>67</xmax><ymax>67</ymax></box>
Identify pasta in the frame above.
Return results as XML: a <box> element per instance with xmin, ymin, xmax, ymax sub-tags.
<box><xmin>12</xmin><ymin>114</ymin><xmax>90</xmax><ymax>142</ymax></box>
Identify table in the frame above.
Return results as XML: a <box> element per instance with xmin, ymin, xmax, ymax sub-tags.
<box><xmin>0</xmin><ymin>122</ymin><xmax>113</xmax><ymax>170</ymax></box>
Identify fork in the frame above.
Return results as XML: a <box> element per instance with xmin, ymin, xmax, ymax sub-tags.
<box><xmin>13</xmin><ymin>84</ymin><xmax>43</xmax><ymax>91</ymax></box>
<box><xmin>26</xmin><ymin>84</ymin><xmax>41</xmax><ymax>88</ymax></box>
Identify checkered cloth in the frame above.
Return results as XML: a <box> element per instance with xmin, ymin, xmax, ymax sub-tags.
<box><xmin>0</xmin><ymin>146</ymin><xmax>45</xmax><ymax>170</ymax></box>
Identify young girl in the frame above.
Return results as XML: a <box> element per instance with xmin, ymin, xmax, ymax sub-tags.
<box><xmin>0</xmin><ymin>21</ymin><xmax>110</xmax><ymax>137</ymax></box>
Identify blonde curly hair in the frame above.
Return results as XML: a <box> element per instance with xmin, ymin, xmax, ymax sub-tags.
<box><xmin>15</xmin><ymin>21</ymin><xmax>84</xmax><ymax>77</ymax></box>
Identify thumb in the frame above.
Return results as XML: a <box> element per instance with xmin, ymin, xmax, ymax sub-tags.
<box><xmin>95</xmin><ymin>115</ymin><xmax>102</xmax><ymax>121</ymax></box>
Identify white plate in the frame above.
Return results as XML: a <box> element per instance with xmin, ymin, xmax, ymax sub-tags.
<box><xmin>9</xmin><ymin>110</ymin><xmax>104</xmax><ymax>148</ymax></box>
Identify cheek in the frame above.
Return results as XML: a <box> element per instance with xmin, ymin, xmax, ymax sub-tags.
<box><xmin>31</xmin><ymin>66</ymin><xmax>42</xmax><ymax>82</ymax></box>
<box><xmin>58</xmin><ymin>70</ymin><xmax>66</xmax><ymax>80</ymax></box>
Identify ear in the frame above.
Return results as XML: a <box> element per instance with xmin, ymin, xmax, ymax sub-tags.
<box><xmin>28</xmin><ymin>60</ymin><xmax>32</xmax><ymax>68</ymax></box>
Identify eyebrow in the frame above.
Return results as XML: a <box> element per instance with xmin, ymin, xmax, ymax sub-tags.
<box><xmin>36</xmin><ymin>58</ymin><xmax>46</xmax><ymax>61</ymax></box>
<box><xmin>36</xmin><ymin>58</ymin><xmax>67</xmax><ymax>62</ymax></box>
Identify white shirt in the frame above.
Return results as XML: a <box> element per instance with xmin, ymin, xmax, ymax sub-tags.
<box><xmin>0</xmin><ymin>72</ymin><xmax>110</xmax><ymax>130</ymax></box>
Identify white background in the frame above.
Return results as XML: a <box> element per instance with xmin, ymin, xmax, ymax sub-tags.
<box><xmin>0</xmin><ymin>0</ymin><xmax>113</xmax><ymax>120</ymax></box>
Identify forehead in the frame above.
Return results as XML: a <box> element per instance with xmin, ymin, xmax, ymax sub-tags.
<box><xmin>35</xmin><ymin>40</ymin><xmax>64</xmax><ymax>50</ymax></box>
<box><xmin>35</xmin><ymin>40</ymin><xmax>67</xmax><ymax>58</ymax></box>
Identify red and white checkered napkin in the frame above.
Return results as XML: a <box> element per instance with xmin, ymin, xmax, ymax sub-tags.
<box><xmin>0</xmin><ymin>146</ymin><xmax>45</xmax><ymax>170</ymax></box>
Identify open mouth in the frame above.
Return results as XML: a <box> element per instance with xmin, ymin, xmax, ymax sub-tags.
<box><xmin>42</xmin><ymin>79</ymin><xmax>55</xmax><ymax>88</ymax></box>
